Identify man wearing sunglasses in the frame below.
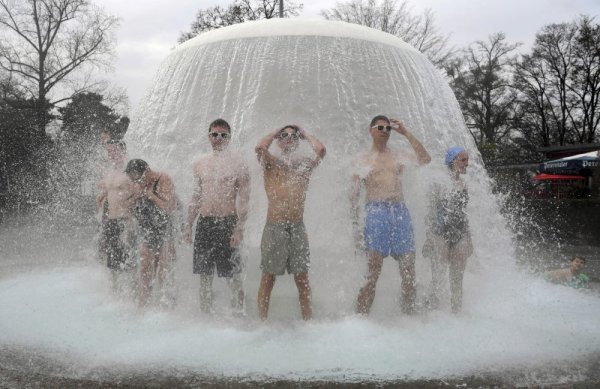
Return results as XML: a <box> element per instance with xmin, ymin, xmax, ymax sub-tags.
<box><xmin>255</xmin><ymin>125</ymin><xmax>326</xmax><ymax>321</ymax></box>
<box><xmin>184</xmin><ymin>118</ymin><xmax>250</xmax><ymax>315</ymax></box>
<box><xmin>351</xmin><ymin>115</ymin><xmax>431</xmax><ymax>316</ymax></box>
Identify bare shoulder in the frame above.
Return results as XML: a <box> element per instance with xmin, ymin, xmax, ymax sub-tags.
<box><xmin>391</xmin><ymin>146</ymin><xmax>417</xmax><ymax>164</ymax></box>
<box><xmin>157</xmin><ymin>171</ymin><xmax>175</xmax><ymax>188</ymax></box>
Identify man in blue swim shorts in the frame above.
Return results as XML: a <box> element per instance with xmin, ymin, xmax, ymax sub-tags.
<box><xmin>351</xmin><ymin>115</ymin><xmax>431</xmax><ymax>315</ymax></box>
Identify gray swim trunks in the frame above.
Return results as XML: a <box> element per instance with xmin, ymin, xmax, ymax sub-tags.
<box><xmin>260</xmin><ymin>221</ymin><xmax>310</xmax><ymax>275</ymax></box>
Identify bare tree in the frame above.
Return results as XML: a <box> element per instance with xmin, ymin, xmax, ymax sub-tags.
<box><xmin>447</xmin><ymin>33</ymin><xmax>521</xmax><ymax>149</ymax></box>
<box><xmin>321</xmin><ymin>0</ymin><xmax>453</xmax><ymax>67</ymax></box>
<box><xmin>515</xmin><ymin>21</ymin><xmax>581</xmax><ymax>146</ymax></box>
<box><xmin>179</xmin><ymin>0</ymin><xmax>303</xmax><ymax>43</ymax></box>
<box><xmin>572</xmin><ymin>16</ymin><xmax>600</xmax><ymax>143</ymax></box>
<box><xmin>0</xmin><ymin>0</ymin><xmax>119</xmax><ymax>135</ymax></box>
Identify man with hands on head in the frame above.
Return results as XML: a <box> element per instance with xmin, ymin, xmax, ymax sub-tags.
<box><xmin>351</xmin><ymin>115</ymin><xmax>431</xmax><ymax>316</ymax></box>
<box><xmin>255</xmin><ymin>124</ymin><xmax>326</xmax><ymax>321</ymax></box>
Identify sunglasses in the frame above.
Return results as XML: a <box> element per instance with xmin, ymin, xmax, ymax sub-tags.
<box><xmin>279</xmin><ymin>132</ymin><xmax>299</xmax><ymax>139</ymax></box>
<box><xmin>210</xmin><ymin>132</ymin><xmax>229</xmax><ymax>139</ymax></box>
<box><xmin>371</xmin><ymin>125</ymin><xmax>393</xmax><ymax>132</ymax></box>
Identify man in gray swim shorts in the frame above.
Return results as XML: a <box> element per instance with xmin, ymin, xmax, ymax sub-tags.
<box><xmin>260</xmin><ymin>222</ymin><xmax>310</xmax><ymax>275</ymax></box>
<box><xmin>255</xmin><ymin>125</ymin><xmax>326</xmax><ymax>320</ymax></box>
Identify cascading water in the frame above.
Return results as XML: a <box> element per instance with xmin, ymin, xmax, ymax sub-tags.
<box><xmin>1</xmin><ymin>19</ymin><xmax>600</xmax><ymax>385</ymax></box>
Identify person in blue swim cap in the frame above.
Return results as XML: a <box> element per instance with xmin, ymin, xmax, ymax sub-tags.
<box><xmin>423</xmin><ymin>146</ymin><xmax>473</xmax><ymax>313</ymax></box>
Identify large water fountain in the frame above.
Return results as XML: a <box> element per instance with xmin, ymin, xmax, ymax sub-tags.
<box><xmin>1</xmin><ymin>19</ymin><xmax>600</xmax><ymax>386</ymax></box>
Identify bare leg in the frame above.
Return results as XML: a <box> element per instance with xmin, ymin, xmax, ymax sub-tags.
<box><xmin>138</xmin><ymin>246</ymin><xmax>155</xmax><ymax>307</ymax></box>
<box><xmin>226</xmin><ymin>274</ymin><xmax>245</xmax><ymax>313</ymax></box>
<box><xmin>448</xmin><ymin>241</ymin><xmax>468</xmax><ymax>313</ymax></box>
<box><xmin>293</xmin><ymin>272</ymin><xmax>312</xmax><ymax>320</ymax></box>
<box><xmin>110</xmin><ymin>269</ymin><xmax>119</xmax><ymax>294</ymax></box>
<box><xmin>199</xmin><ymin>274</ymin><xmax>214</xmax><ymax>314</ymax></box>
<box><xmin>155</xmin><ymin>243</ymin><xmax>169</xmax><ymax>290</ymax></box>
<box><xmin>395</xmin><ymin>253</ymin><xmax>416</xmax><ymax>314</ymax></box>
<box><xmin>430</xmin><ymin>239</ymin><xmax>449</xmax><ymax>309</ymax></box>
<box><xmin>257</xmin><ymin>272</ymin><xmax>276</xmax><ymax>320</ymax></box>
<box><xmin>356</xmin><ymin>251</ymin><xmax>384</xmax><ymax>315</ymax></box>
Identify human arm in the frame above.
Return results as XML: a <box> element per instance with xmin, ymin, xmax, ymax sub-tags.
<box><xmin>96</xmin><ymin>178</ymin><xmax>107</xmax><ymax>210</ymax></box>
<box><xmin>146</xmin><ymin>174</ymin><xmax>177</xmax><ymax>214</ymax></box>
<box><xmin>422</xmin><ymin>184</ymin><xmax>441</xmax><ymax>258</ymax></box>
<box><xmin>231</xmin><ymin>165</ymin><xmax>251</xmax><ymax>248</ymax></box>
<box><xmin>184</xmin><ymin>168</ymin><xmax>202</xmax><ymax>245</ymax></box>
<box><xmin>390</xmin><ymin>119</ymin><xmax>431</xmax><ymax>165</ymax></box>
<box><xmin>298</xmin><ymin>127</ymin><xmax>326</xmax><ymax>169</ymax></box>
<box><xmin>350</xmin><ymin>173</ymin><xmax>364</xmax><ymax>251</ymax></box>
<box><xmin>255</xmin><ymin>128</ymin><xmax>280</xmax><ymax>167</ymax></box>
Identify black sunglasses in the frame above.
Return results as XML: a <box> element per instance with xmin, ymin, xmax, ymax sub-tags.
<box><xmin>210</xmin><ymin>132</ymin><xmax>229</xmax><ymax>139</ymax></box>
<box><xmin>371</xmin><ymin>125</ymin><xmax>393</xmax><ymax>132</ymax></box>
<box><xmin>279</xmin><ymin>132</ymin><xmax>299</xmax><ymax>139</ymax></box>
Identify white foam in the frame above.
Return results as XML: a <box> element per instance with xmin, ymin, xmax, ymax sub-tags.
<box><xmin>176</xmin><ymin>19</ymin><xmax>417</xmax><ymax>53</ymax></box>
<box><xmin>0</xmin><ymin>250</ymin><xmax>599</xmax><ymax>381</ymax></box>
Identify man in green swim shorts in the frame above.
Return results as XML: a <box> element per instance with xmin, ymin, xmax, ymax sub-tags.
<box><xmin>255</xmin><ymin>125</ymin><xmax>326</xmax><ymax>320</ymax></box>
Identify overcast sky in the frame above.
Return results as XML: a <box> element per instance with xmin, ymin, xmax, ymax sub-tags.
<box><xmin>96</xmin><ymin>0</ymin><xmax>600</xmax><ymax>111</ymax></box>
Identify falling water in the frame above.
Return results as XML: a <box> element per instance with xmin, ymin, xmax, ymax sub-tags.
<box><xmin>1</xmin><ymin>19</ymin><xmax>599</xmax><ymax>385</ymax></box>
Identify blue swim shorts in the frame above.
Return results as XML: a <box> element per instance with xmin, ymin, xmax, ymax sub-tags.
<box><xmin>364</xmin><ymin>202</ymin><xmax>415</xmax><ymax>257</ymax></box>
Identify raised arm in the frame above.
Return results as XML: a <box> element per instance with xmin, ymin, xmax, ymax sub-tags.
<box><xmin>255</xmin><ymin>128</ymin><xmax>280</xmax><ymax>167</ymax></box>
<box><xmin>391</xmin><ymin>119</ymin><xmax>431</xmax><ymax>165</ymax></box>
<box><xmin>298</xmin><ymin>127</ymin><xmax>326</xmax><ymax>168</ymax></box>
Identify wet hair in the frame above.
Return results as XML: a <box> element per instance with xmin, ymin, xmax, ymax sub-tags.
<box><xmin>209</xmin><ymin>118</ymin><xmax>231</xmax><ymax>133</ymax></box>
<box><xmin>106</xmin><ymin>139</ymin><xmax>126</xmax><ymax>151</ymax></box>
<box><xmin>280</xmin><ymin>124</ymin><xmax>300</xmax><ymax>134</ymax></box>
<box><xmin>125</xmin><ymin>159</ymin><xmax>149</xmax><ymax>177</ymax></box>
<box><xmin>370</xmin><ymin>115</ymin><xmax>390</xmax><ymax>128</ymax></box>
<box><xmin>571</xmin><ymin>256</ymin><xmax>586</xmax><ymax>264</ymax></box>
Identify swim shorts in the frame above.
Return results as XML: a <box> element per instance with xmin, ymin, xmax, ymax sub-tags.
<box><xmin>260</xmin><ymin>222</ymin><xmax>310</xmax><ymax>275</ymax></box>
<box><xmin>193</xmin><ymin>215</ymin><xmax>241</xmax><ymax>278</ymax></box>
<box><xmin>364</xmin><ymin>202</ymin><xmax>415</xmax><ymax>257</ymax></box>
<box><xmin>102</xmin><ymin>217</ymin><xmax>130</xmax><ymax>271</ymax></box>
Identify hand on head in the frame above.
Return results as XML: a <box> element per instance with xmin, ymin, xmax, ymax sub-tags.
<box><xmin>295</xmin><ymin>125</ymin><xmax>306</xmax><ymax>139</ymax></box>
<box><xmin>390</xmin><ymin>119</ymin><xmax>407</xmax><ymax>135</ymax></box>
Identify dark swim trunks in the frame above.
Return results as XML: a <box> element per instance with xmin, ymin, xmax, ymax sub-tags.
<box><xmin>193</xmin><ymin>215</ymin><xmax>241</xmax><ymax>278</ymax></box>
<box><xmin>102</xmin><ymin>218</ymin><xmax>130</xmax><ymax>271</ymax></box>
<box><xmin>364</xmin><ymin>202</ymin><xmax>415</xmax><ymax>257</ymax></box>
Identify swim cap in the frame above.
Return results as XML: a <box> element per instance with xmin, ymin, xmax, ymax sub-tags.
<box><xmin>445</xmin><ymin>146</ymin><xmax>465</xmax><ymax>167</ymax></box>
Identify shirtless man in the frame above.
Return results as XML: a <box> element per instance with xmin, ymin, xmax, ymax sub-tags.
<box><xmin>545</xmin><ymin>256</ymin><xmax>587</xmax><ymax>286</ymax></box>
<box><xmin>125</xmin><ymin>159</ymin><xmax>178</xmax><ymax>307</ymax></box>
<box><xmin>184</xmin><ymin>119</ymin><xmax>250</xmax><ymax>314</ymax></box>
<box><xmin>255</xmin><ymin>125</ymin><xmax>326</xmax><ymax>320</ymax></box>
<box><xmin>96</xmin><ymin>140</ymin><xmax>134</xmax><ymax>279</ymax></box>
<box><xmin>351</xmin><ymin>115</ymin><xmax>431</xmax><ymax>315</ymax></box>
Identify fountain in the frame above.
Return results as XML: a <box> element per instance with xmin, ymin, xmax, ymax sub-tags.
<box><xmin>1</xmin><ymin>19</ymin><xmax>600</xmax><ymax>386</ymax></box>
